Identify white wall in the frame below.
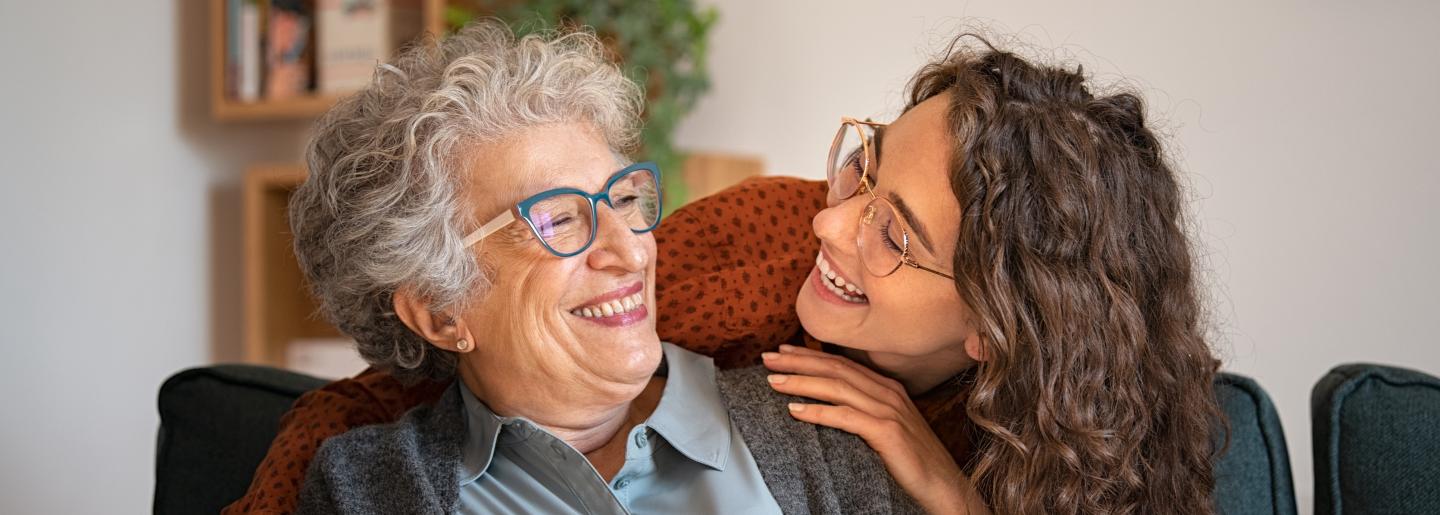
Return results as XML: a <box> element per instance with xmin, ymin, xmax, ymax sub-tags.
<box><xmin>0</xmin><ymin>1</ymin><xmax>307</xmax><ymax>512</ymax></box>
<box><xmin>674</xmin><ymin>1</ymin><xmax>1440</xmax><ymax>512</ymax></box>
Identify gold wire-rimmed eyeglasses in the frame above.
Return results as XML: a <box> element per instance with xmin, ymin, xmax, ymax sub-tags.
<box><xmin>828</xmin><ymin>117</ymin><xmax>955</xmax><ymax>281</ymax></box>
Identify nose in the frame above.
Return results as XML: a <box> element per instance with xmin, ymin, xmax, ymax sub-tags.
<box><xmin>585</xmin><ymin>203</ymin><xmax>649</xmax><ymax>272</ymax></box>
<box><xmin>812</xmin><ymin>195</ymin><xmax>864</xmax><ymax>258</ymax></box>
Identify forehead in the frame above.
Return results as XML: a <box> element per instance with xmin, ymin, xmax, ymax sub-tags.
<box><xmin>461</xmin><ymin>123</ymin><xmax>619</xmax><ymax>212</ymax></box>
<box><xmin>875</xmin><ymin>92</ymin><xmax>962</xmax><ymax>256</ymax></box>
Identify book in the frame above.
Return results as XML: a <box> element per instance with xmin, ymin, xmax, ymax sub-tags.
<box><xmin>265</xmin><ymin>0</ymin><xmax>313</xmax><ymax>100</ymax></box>
<box><xmin>316</xmin><ymin>0</ymin><xmax>389</xmax><ymax>94</ymax></box>
<box><xmin>237</xmin><ymin>0</ymin><xmax>262</xmax><ymax>101</ymax></box>
<box><xmin>225</xmin><ymin>0</ymin><xmax>240</xmax><ymax>99</ymax></box>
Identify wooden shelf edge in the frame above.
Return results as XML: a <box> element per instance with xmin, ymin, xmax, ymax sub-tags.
<box><xmin>243</xmin><ymin>164</ymin><xmax>308</xmax><ymax>366</ymax></box>
<box><xmin>213</xmin><ymin>95</ymin><xmax>347</xmax><ymax>122</ymax></box>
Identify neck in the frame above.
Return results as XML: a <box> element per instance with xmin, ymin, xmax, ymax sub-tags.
<box><xmin>842</xmin><ymin>346</ymin><xmax>971</xmax><ymax>395</ymax></box>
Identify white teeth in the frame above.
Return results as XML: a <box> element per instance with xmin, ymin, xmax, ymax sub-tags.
<box><xmin>571</xmin><ymin>292</ymin><xmax>646</xmax><ymax>318</ymax></box>
<box><xmin>814</xmin><ymin>252</ymin><xmax>866</xmax><ymax>299</ymax></box>
<box><xmin>820</xmin><ymin>273</ymin><xmax>865</xmax><ymax>303</ymax></box>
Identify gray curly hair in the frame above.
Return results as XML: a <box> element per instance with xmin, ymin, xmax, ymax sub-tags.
<box><xmin>290</xmin><ymin>19</ymin><xmax>644</xmax><ymax>382</ymax></box>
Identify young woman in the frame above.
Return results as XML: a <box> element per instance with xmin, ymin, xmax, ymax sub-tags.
<box><xmin>227</xmin><ymin>36</ymin><xmax>1221</xmax><ymax>515</ymax></box>
<box><xmin>763</xmin><ymin>37</ymin><xmax>1221</xmax><ymax>514</ymax></box>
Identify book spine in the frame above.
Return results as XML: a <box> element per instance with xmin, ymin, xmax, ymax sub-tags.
<box><xmin>226</xmin><ymin>0</ymin><xmax>239</xmax><ymax>99</ymax></box>
<box><xmin>265</xmin><ymin>0</ymin><xmax>313</xmax><ymax>100</ymax></box>
<box><xmin>238</xmin><ymin>0</ymin><xmax>261</xmax><ymax>102</ymax></box>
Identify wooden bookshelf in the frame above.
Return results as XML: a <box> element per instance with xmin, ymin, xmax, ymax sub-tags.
<box><xmin>210</xmin><ymin>0</ymin><xmax>448</xmax><ymax>122</ymax></box>
<box><xmin>243</xmin><ymin>165</ymin><xmax>340</xmax><ymax>366</ymax></box>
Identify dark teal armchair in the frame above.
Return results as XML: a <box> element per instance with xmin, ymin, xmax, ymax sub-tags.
<box><xmin>1214</xmin><ymin>373</ymin><xmax>1298</xmax><ymax>515</ymax></box>
<box><xmin>1312</xmin><ymin>363</ymin><xmax>1440</xmax><ymax>515</ymax></box>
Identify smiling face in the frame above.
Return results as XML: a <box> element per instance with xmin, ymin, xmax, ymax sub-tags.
<box><xmin>456</xmin><ymin>122</ymin><xmax>661</xmax><ymax>412</ymax></box>
<box><xmin>795</xmin><ymin>92</ymin><xmax>982</xmax><ymax>393</ymax></box>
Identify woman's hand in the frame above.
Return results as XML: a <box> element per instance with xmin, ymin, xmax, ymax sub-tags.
<box><xmin>763</xmin><ymin>344</ymin><xmax>990</xmax><ymax>515</ymax></box>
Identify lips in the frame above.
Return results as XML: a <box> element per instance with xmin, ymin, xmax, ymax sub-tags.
<box><xmin>569</xmin><ymin>281</ymin><xmax>646</xmax><ymax>318</ymax></box>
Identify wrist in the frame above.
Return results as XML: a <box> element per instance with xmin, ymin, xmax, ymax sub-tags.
<box><xmin>918</xmin><ymin>470</ymin><xmax>987</xmax><ymax>515</ymax></box>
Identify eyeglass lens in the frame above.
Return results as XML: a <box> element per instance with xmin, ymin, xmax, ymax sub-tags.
<box><xmin>527</xmin><ymin>167</ymin><xmax>660</xmax><ymax>255</ymax></box>
<box><xmin>857</xmin><ymin>198</ymin><xmax>910</xmax><ymax>277</ymax></box>
<box><xmin>827</xmin><ymin>122</ymin><xmax>872</xmax><ymax>204</ymax></box>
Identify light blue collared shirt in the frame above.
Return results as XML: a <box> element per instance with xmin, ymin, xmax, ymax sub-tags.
<box><xmin>456</xmin><ymin>342</ymin><xmax>783</xmax><ymax>514</ymax></box>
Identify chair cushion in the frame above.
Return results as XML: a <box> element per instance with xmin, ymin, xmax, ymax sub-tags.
<box><xmin>154</xmin><ymin>365</ymin><xmax>326</xmax><ymax>515</ymax></box>
<box><xmin>1312</xmin><ymin>363</ymin><xmax>1440</xmax><ymax>515</ymax></box>
<box><xmin>1214</xmin><ymin>372</ymin><xmax>1298</xmax><ymax>515</ymax></box>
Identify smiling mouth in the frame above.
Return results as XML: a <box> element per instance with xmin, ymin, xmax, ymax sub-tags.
<box><xmin>816</xmin><ymin>253</ymin><xmax>869</xmax><ymax>304</ymax></box>
<box><xmin>569</xmin><ymin>291</ymin><xmax>647</xmax><ymax>318</ymax></box>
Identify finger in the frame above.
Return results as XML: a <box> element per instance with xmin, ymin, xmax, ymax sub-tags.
<box><xmin>764</xmin><ymin>352</ymin><xmax>907</xmax><ymax>407</ymax></box>
<box><xmin>778</xmin><ymin>344</ymin><xmax>908</xmax><ymax>395</ymax></box>
<box><xmin>786</xmin><ymin>402</ymin><xmax>905</xmax><ymax>450</ymax></box>
<box><xmin>771</xmin><ymin>346</ymin><xmax>889</xmax><ymax>386</ymax></box>
<box><xmin>767</xmin><ymin>373</ymin><xmax>891</xmax><ymax>418</ymax></box>
<box><xmin>777</xmin><ymin>343</ymin><xmax>829</xmax><ymax>356</ymax></box>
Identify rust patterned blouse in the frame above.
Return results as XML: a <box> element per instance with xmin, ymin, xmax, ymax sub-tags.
<box><xmin>224</xmin><ymin>176</ymin><xmax>970</xmax><ymax>514</ymax></box>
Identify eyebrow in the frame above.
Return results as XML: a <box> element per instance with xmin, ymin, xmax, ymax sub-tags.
<box><xmin>887</xmin><ymin>192</ymin><xmax>936</xmax><ymax>253</ymax></box>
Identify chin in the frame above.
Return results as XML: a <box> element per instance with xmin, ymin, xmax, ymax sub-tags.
<box><xmin>797</xmin><ymin>283</ymin><xmax>866</xmax><ymax>351</ymax></box>
<box><xmin>795</xmin><ymin>282</ymin><xmax>836</xmax><ymax>341</ymax></box>
<box><xmin>613</xmin><ymin>334</ymin><xmax>664</xmax><ymax>378</ymax></box>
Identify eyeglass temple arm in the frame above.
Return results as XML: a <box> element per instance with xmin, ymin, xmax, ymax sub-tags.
<box><xmin>899</xmin><ymin>237</ymin><xmax>956</xmax><ymax>280</ymax></box>
<box><xmin>461</xmin><ymin>209</ymin><xmax>517</xmax><ymax>248</ymax></box>
<box><xmin>905</xmin><ymin>257</ymin><xmax>956</xmax><ymax>281</ymax></box>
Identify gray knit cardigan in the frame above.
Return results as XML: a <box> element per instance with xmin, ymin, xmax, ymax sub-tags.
<box><xmin>297</xmin><ymin>366</ymin><xmax>923</xmax><ymax>514</ymax></box>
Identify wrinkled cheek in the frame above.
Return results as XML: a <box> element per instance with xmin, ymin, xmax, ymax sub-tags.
<box><xmin>483</xmin><ymin>259</ymin><xmax>572</xmax><ymax>346</ymax></box>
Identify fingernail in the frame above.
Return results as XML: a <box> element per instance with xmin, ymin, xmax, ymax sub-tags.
<box><xmin>788</xmin><ymin>403</ymin><xmax>806</xmax><ymax>413</ymax></box>
<box><xmin>761</xmin><ymin>352</ymin><xmax>779</xmax><ymax>361</ymax></box>
<box><xmin>767</xmin><ymin>374</ymin><xmax>788</xmax><ymax>384</ymax></box>
<box><xmin>778</xmin><ymin>344</ymin><xmax>795</xmax><ymax>353</ymax></box>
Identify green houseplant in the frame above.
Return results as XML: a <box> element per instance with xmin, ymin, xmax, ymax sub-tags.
<box><xmin>446</xmin><ymin>0</ymin><xmax>718</xmax><ymax>211</ymax></box>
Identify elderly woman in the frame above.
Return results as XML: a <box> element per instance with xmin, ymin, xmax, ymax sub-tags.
<box><xmin>287</xmin><ymin>20</ymin><xmax>917</xmax><ymax>514</ymax></box>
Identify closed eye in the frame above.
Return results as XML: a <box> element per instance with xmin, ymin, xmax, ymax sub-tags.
<box><xmin>879</xmin><ymin>221</ymin><xmax>902</xmax><ymax>252</ymax></box>
<box><xmin>611</xmin><ymin>194</ymin><xmax>639</xmax><ymax>208</ymax></box>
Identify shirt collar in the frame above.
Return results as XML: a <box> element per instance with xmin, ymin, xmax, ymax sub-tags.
<box><xmin>457</xmin><ymin>382</ymin><xmax>507</xmax><ymax>485</ymax></box>
<box><xmin>456</xmin><ymin>342</ymin><xmax>733</xmax><ymax>485</ymax></box>
<box><xmin>646</xmin><ymin>342</ymin><xmax>732</xmax><ymax>471</ymax></box>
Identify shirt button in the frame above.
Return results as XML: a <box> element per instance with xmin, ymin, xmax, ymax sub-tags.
<box><xmin>634</xmin><ymin>432</ymin><xmax>648</xmax><ymax>448</ymax></box>
<box><xmin>550</xmin><ymin>441</ymin><xmax>567</xmax><ymax>459</ymax></box>
<box><xmin>615</xmin><ymin>477</ymin><xmax>631</xmax><ymax>489</ymax></box>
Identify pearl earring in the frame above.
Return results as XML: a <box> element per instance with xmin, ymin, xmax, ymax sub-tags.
<box><xmin>456</xmin><ymin>339</ymin><xmax>471</xmax><ymax>352</ymax></box>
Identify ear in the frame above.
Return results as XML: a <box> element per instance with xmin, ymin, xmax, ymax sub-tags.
<box><xmin>963</xmin><ymin>332</ymin><xmax>988</xmax><ymax>363</ymax></box>
<box><xmin>393</xmin><ymin>288</ymin><xmax>473</xmax><ymax>353</ymax></box>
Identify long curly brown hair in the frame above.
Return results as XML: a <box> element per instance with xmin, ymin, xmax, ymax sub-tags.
<box><xmin>907</xmin><ymin>38</ymin><xmax>1224</xmax><ymax>514</ymax></box>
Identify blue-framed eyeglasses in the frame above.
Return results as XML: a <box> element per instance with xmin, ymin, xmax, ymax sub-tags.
<box><xmin>461</xmin><ymin>162</ymin><xmax>663</xmax><ymax>257</ymax></box>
